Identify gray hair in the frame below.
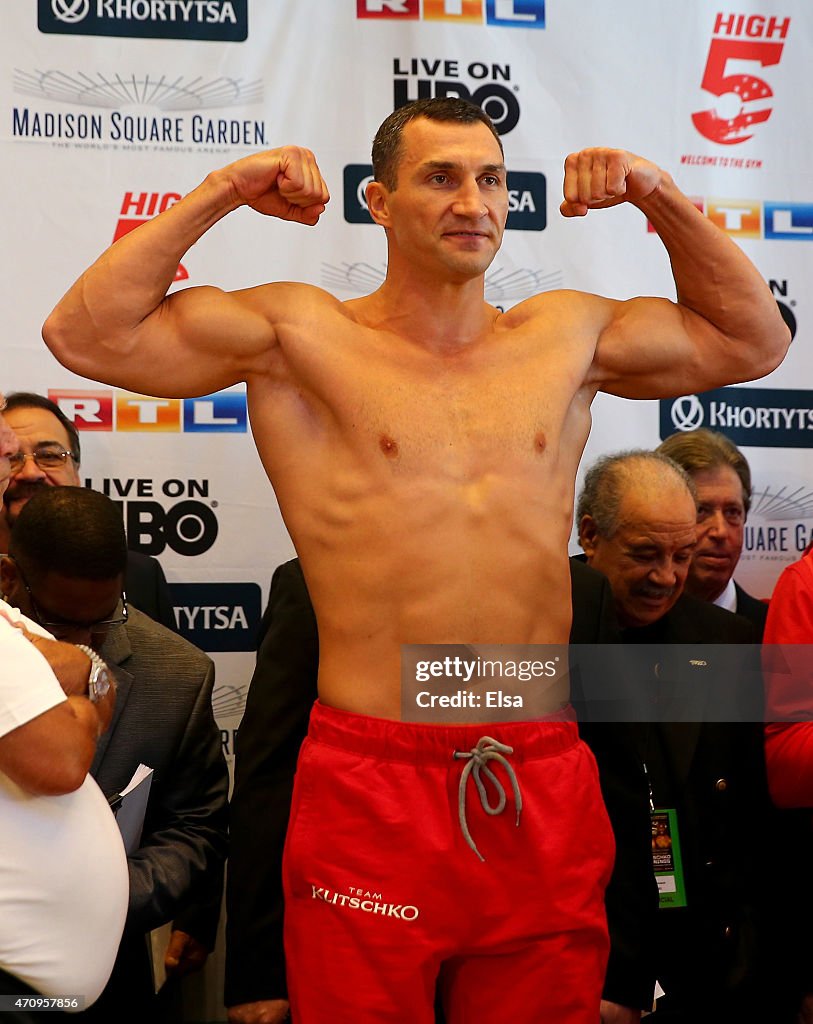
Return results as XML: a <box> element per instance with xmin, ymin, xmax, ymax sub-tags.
<box><xmin>577</xmin><ymin>450</ymin><xmax>696</xmax><ymax>542</ymax></box>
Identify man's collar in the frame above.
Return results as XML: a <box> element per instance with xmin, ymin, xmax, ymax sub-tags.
<box><xmin>712</xmin><ymin>576</ymin><xmax>737</xmax><ymax>614</ymax></box>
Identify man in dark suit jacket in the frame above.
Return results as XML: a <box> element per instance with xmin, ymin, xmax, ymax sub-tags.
<box><xmin>657</xmin><ymin>428</ymin><xmax>767</xmax><ymax>638</ymax></box>
<box><xmin>2</xmin><ymin>488</ymin><xmax>228</xmax><ymax>1024</ymax></box>
<box><xmin>225</xmin><ymin>556</ymin><xmax>657</xmax><ymax>1024</ymax></box>
<box><xmin>577</xmin><ymin>449</ymin><xmax>795</xmax><ymax>1024</ymax></box>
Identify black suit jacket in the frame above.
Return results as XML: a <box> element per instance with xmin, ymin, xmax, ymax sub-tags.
<box><xmin>734</xmin><ymin>581</ymin><xmax>769</xmax><ymax>640</ymax></box>
<box><xmin>77</xmin><ymin>608</ymin><xmax>229</xmax><ymax>1020</ymax></box>
<box><xmin>617</xmin><ymin>595</ymin><xmax>791</xmax><ymax>1021</ymax></box>
<box><xmin>225</xmin><ymin>557</ymin><xmax>657</xmax><ymax>1008</ymax></box>
<box><xmin>124</xmin><ymin>550</ymin><xmax>176</xmax><ymax>632</ymax></box>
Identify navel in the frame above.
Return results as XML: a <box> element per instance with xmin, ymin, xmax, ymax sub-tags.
<box><xmin>379</xmin><ymin>434</ymin><xmax>400</xmax><ymax>459</ymax></box>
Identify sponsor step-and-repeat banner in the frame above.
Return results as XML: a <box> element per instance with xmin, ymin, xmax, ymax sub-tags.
<box><xmin>2</xmin><ymin>2</ymin><xmax>811</xmax><ymax>1019</ymax></box>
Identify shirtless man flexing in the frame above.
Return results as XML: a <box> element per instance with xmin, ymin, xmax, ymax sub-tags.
<box><xmin>43</xmin><ymin>99</ymin><xmax>789</xmax><ymax>1024</ymax></box>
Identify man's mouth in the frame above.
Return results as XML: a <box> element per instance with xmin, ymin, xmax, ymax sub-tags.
<box><xmin>5</xmin><ymin>481</ymin><xmax>45</xmax><ymax>506</ymax></box>
<box><xmin>695</xmin><ymin>549</ymin><xmax>731</xmax><ymax>566</ymax></box>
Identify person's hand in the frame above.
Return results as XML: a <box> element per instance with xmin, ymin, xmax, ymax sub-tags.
<box><xmin>15</xmin><ymin>626</ymin><xmax>92</xmax><ymax>697</ymax></box>
<box><xmin>560</xmin><ymin>148</ymin><xmax>664</xmax><ymax>218</ymax></box>
<box><xmin>600</xmin><ymin>999</ymin><xmax>643</xmax><ymax>1023</ymax></box>
<box><xmin>227</xmin><ymin>999</ymin><xmax>290</xmax><ymax>1023</ymax></box>
<box><xmin>222</xmin><ymin>147</ymin><xmax>330</xmax><ymax>226</ymax></box>
<box><xmin>164</xmin><ymin>929</ymin><xmax>209</xmax><ymax>978</ymax></box>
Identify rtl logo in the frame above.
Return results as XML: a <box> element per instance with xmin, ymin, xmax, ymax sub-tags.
<box><xmin>113</xmin><ymin>192</ymin><xmax>188</xmax><ymax>281</ymax></box>
<box><xmin>692</xmin><ymin>12</ymin><xmax>790</xmax><ymax>145</ymax></box>
<box><xmin>357</xmin><ymin>0</ymin><xmax>544</xmax><ymax>28</ymax></box>
<box><xmin>48</xmin><ymin>389</ymin><xmax>248</xmax><ymax>433</ymax></box>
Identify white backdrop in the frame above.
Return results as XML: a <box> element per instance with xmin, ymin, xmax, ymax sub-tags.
<box><xmin>3</xmin><ymin>2</ymin><xmax>811</xmax><ymax>1019</ymax></box>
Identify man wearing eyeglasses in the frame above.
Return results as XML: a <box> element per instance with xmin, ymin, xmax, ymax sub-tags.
<box><xmin>0</xmin><ymin>393</ymin><xmax>176</xmax><ymax>632</ymax></box>
<box><xmin>0</xmin><ymin>486</ymin><xmax>228</xmax><ymax>1023</ymax></box>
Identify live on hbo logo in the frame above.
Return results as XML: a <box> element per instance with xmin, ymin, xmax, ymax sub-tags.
<box><xmin>39</xmin><ymin>0</ymin><xmax>248</xmax><ymax>41</ymax></box>
<box><xmin>87</xmin><ymin>474</ymin><xmax>218</xmax><ymax>557</ymax></box>
<box><xmin>393</xmin><ymin>57</ymin><xmax>520</xmax><ymax>136</ymax></box>
<box><xmin>662</xmin><ymin>387</ymin><xmax>813</xmax><ymax>449</ymax></box>
<box><xmin>343</xmin><ymin>164</ymin><xmax>546</xmax><ymax>231</ymax></box>
<box><xmin>357</xmin><ymin>0</ymin><xmax>545</xmax><ymax>28</ymax></box>
<box><xmin>48</xmin><ymin>388</ymin><xmax>247</xmax><ymax>433</ymax></box>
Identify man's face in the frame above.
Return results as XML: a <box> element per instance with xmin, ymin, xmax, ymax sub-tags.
<box><xmin>687</xmin><ymin>464</ymin><xmax>746</xmax><ymax>602</ymax></box>
<box><xmin>0</xmin><ymin>559</ymin><xmax>124</xmax><ymax>651</ymax></box>
<box><xmin>0</xmin><ymin>401</ymin><xmax>20</xmax><ymax>504</ymax></box>
<box><xmin>366</xmin><ymin>118</ymin><xmax>508</xmax><ymax>282</ymax></box>
<box><xmin>581</xmin><ymin>486</ymin><xmax>697</xmax><ymax>629</ymax></box>
<box><xmin>3</xmin><ymin>405</ymin><xmax>80</xmax><ymax>524</ymax></box>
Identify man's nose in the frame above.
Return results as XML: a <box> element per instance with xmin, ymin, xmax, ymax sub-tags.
<box><xmin>649</xmin><ymin>561</ymin><xmax>679</xmax><ymax>588</ymax></box>
<box><xmin>12</xmin><ymin>453</ymin><xmax>47</xmax><ymax>482</ymax></box>
<box><xmin>705</xmin><ymin>509</ymin><xmax>728</xmax><ymax>538</ymax></box>
<box><xmin>452</xmin><ymin>180</ymin><xmax>487</xmax><ymax>218</ymax></box>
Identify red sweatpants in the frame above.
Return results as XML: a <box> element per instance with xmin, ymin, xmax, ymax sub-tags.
<box><xmin>283</xmin><ymin>702</ymin><xmax>614</xmax><ymax>1023</ymax></box>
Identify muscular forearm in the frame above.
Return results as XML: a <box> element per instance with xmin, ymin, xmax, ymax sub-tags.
<box><xmin>42</xmin><ymin>146</ymin><xmax>328</xmax><ymax>394</ymax></box>
<box><xmin>637</xmin><ymin>174</ymin><xmax>789</xmax><ymax>378</ymax></box>
<box><xmin>42</xmin><ymin>170</ymin><xmax>238</xmax><ymax>380</ymax></box>
<box><xmin>0</xmin><ymin>696</ymin><xmax>101</xmax><ymax>795</ymax></box>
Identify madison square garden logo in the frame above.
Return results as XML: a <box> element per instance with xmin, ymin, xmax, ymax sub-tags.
<box><xmin>39</xmin><ymin>0</ymin><xmax>248</xmax><ymax>40</ymax></box>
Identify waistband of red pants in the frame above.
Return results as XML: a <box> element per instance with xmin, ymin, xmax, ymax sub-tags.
<box><xmin>306</xmin><ymin>700</ymin><xmax>579</xmax><ymax>764</ymax></box>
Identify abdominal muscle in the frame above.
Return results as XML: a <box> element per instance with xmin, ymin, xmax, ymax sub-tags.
<box><xmin>282</xmin><ymin>452</ymin><xmax>577</xmax><ymax>720</ymax></box>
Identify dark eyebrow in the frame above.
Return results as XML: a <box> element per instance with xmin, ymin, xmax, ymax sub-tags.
<box><xmin>420</xmin><ymin>160</ymin><xmax>506</xmax><ymax>174</ymax></box>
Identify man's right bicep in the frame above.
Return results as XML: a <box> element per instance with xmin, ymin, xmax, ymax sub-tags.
<box><xmin>133</xmin><ymin>284</ymin><xmax>280</xmax><ymax>397</ymax></box>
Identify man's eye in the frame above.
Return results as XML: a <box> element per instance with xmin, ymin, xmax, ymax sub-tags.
<box><xmin>430</xmin><ymin>174</ymin><xmax>449</xmax><ymax>185</ymax></box>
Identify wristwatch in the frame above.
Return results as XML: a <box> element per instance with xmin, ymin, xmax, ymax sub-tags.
<box><xmin>75</xmin><ymin>644</ymin><xmax>113</xmax><ymax>704</ymax></box>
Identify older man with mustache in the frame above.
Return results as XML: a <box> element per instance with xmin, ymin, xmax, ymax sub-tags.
<box><xmin>575</xmin><ymin>450</ymin><xmax>796</xmax><ymax>1024</ymax></box>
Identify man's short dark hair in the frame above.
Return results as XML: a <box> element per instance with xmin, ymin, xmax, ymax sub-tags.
<box><xmin>9</xmin><ymin>487</ymin><xmax>126</xmax><ymax>585</ymax></box>
<box><xmin>657</xmin><ymin>428</ymin><xmax>752</xmax><ymax>515</ymax></box>
<box><xmin>577</xmin><ymin>450</ymin><xmax>696</xmax><ymax>542</ymax></box>
<box><xmin>371</xmin><ymin>98</ymin><xmax>504</xmax><ymax>191</ymax></box>
<box><xmin>4</xmin><ymin>392</ymin><xmax>81</xmax><ymax>465</ymax></box>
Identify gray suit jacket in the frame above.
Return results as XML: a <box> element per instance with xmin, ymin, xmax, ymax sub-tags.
<box><xmin>94</xmin><ymin>607</ymin><xmax>228</xmax><ymax>939</ymax></box>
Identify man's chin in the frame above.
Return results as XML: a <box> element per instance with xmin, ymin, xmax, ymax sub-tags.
<box><xmin>625</xmin><ymin>594</ymin><xmax>678</xmax><ymax>627</ymax></box>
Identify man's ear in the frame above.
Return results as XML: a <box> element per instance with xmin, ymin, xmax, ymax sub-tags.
<box><xmin>365</xmin><ymin>180</ymin><xmax>391</xmax><ymax>227</ymax></box>
<box><xmin>579</xmin><ymin>515</ymin><xmax>599</xmax><ymax>560</ymax></box>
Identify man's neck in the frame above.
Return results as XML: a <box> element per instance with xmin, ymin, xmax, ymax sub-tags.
<box><xmin>359</xmin><ymin>275</ymin><xmax>497</xmax><ymax>353</ymax></box>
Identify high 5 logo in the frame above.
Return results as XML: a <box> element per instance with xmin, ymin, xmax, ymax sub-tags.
<box><xmin>692</xmin><ymin>12</ymin><xmax>790</xmax><ymax>145</ymax></box>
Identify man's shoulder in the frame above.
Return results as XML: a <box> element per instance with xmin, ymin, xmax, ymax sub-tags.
<box><xmin>733</xmin><ymin>582</ymin><xmax>769</xmax><ymax>630</ymax></box>
<box><xmin>668</xmin><ymin>593</ymin><xmax>757</xmax><ymax>642</ymax></box>
<box><xmin>123</xmin><ymin>606</ymin><xmax>213</xmax><ymax>674</ymax></box>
